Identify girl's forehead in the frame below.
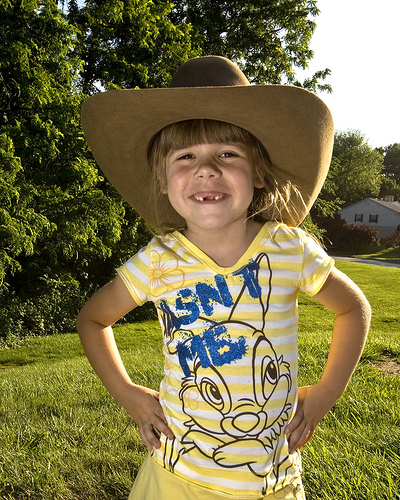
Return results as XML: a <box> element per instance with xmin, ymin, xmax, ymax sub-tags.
<box><xmin>169</xmin><ymin>141</ymin><xmax>249</xmax><ymax>152</ymax></box>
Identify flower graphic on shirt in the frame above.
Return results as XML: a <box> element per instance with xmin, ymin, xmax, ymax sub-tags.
<box><xmin>164</xmin><ymin>356</ymin><xmax>176</xmax><ymax>377</ymax></box>
<box><xmin>150</xmin><ymin>250</ymin><xmax>185</xmax><ymax>292</ymax></box>
<box><xmin>182</xmin><ymin>387</ymin><xmax>200</xmax><ymax>411</ymax></box>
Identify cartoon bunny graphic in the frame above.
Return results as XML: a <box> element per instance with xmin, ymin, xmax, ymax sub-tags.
<box><xmin>157</xmin><ymin>252</ymin><xmax>295</xmax><ymax>494</ymax></box>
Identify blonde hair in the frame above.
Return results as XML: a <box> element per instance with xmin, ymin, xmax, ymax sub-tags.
<box><xmin>147</xmin><ymin>119</ymin><xmax>303</xmax><ymax>234</ymax></box>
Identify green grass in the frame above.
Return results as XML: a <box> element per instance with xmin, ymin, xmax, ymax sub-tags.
<box><xmin>1</xmin><ymin>261</ymin><xmax>399</xmax><ymax>499</ymax></box>
<box><xmin>0</xmin><ymin>326</ymin><xmax>163</xmax><ymax>500</ymax></box>
<box><xmin>297</xmin><ymin>260</ymin><xmax>400</xmax><ymax>499</ymax></box>
<box><xmin>355</xmin><ymin>246</ymin><xmax>400</xmax><ymax>264</ymax></box>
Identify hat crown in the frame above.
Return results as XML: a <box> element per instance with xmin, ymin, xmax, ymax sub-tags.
<box><xmin>169</xmin><ymin>56</ymin><xmax>250</xmax><ymax>88</ymax></box>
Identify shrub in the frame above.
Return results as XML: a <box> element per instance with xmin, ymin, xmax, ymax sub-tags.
<box><xmin>0</xmin><ymin>275</ymin><xmax>83</xmax><ymax>347</ymax></box>
<box><xmin>341</xmin><ymin>224</ymin><xmax>380</xmax><ymax>253</ymax></box>
<box><xmin>384</xmin><ymin>228</ymin><xmax>400</xmax><ymax>249</ymax></box>
<box><xmin>316</xmin><ymin>215</ymin><xmax>380</xmax><ymax>253</ymax></box>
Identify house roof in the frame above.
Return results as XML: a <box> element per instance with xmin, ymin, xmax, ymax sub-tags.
<box><xmin>372</xmin><ymin>198</ymin><xmax>400</xmax><ymax>213</ymax></box>
<box><xmin>341</xmin><ymin>198</ymin><xmax>400</xmax><ymax>214</ymax></box>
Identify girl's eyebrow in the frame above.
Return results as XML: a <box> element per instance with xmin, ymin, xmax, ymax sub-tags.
<box><xmin>172</xmin><ymin>142</ymin><xmax>246</xmax><ymax>152</ymax></box>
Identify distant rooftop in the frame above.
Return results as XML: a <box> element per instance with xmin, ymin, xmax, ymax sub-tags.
<box><xmin>371</xmin><ymin>197</ymin><xmax>400</xmax><ymax>213</ymax></box>
<box><xmin>340</xmin><ymin>197</ymin><xmax>400</xmax><ymax>214</ymax></box>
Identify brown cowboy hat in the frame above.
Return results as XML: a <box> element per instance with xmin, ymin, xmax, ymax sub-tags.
<box><xmin>81</xmin><ymin>56</ymin><xmax>334</xmax><ymax>228</ymax></box>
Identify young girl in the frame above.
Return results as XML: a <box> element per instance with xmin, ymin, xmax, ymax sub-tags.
<box><xmin>77</xmin><ymin>56</ymin><xmax>371</xmax><ymax>500</ymax></box>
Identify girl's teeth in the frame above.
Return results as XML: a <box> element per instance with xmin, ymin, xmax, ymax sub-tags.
<box><xmin>194</xmin><ymin>195</ymin><xmax>223</xmax><ymax>201</ymax></box>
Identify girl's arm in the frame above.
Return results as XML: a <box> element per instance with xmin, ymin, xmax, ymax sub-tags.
<box><xmin>285</xmin><ymin>266</ymin><xmax>371</xmax><ymax>453</ymax></box>
<box><xmin>76</xmin><ymin>275</ymin><xmax>174</xmax><ymax>451</ymax></box>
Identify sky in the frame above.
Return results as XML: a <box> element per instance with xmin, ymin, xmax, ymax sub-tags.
<box><xmin>295</xmin><ymin>0</ymin><xmax>400</xmax><ymax>149</ymax></box>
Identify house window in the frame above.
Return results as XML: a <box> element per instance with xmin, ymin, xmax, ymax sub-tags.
<box><xmin>354</xmin><ymin>214</ymin><xmax>363</xmax><ymax>222</ymax></box>
<box><xmin>369</xmin><ymin>214</ymin><xmax>378</xmax><ymax>223</ymax></box>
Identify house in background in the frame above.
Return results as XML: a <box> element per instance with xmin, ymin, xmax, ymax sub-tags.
<box><xmin>339</xmin><ymin>196</ymin><xmax>400</xmax><ymax>239</ymax></box>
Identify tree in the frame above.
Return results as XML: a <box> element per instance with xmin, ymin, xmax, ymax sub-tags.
<box><xmin>329</xmin><ymin>130</ymin><xmax>384</xmax><ymax>206</ymax></box>
<box><xmin>0</xmin><ymin>0</ymin><xmax>90</xmax><ymax>341</ymax></box>
<box><xmin>382</xmin><ymin>143</ymin><xmax>400</xmax><ymax>184</ymax></box>
<box><xmin>67</xmin><ymin>0</ymin><xmax>331</xmax><ymax>93</ymax></box>
<box><xmin>378</xmin><ymin>175</ymin><xmax>400</xmax><ymax>201</ymax></box>
<box><xmin>311</xmin><ymin>156</ymin><xmax>344</xmax><ymax>220</ymax></box>
<box><xmin>168</xmin><ymin>0</ymin><xmax>331</xmax><ymax>92</ymax></box>
<box><xmin>377</xmin><ymin>143</ymin><xmax>400</xmax><ymax>200</ymax></box>
<box><xmin>0</xmin><ymin>134</ymin><xmax>51</xmax><ymax>285</ymax></box>
<box><xmin>0</xmin><ymin>0</ymin><xmax>331</xmax><ymax>343</ymax></box>
<box><xmin>0</xmin><ymin>0</ymin><xmax>83</xmax><ymax>284</ymax></box>
<box><xmin>0</xmin><ymin>0</ymin><xmax>154</xmax><ymax>344</ymax></box>
<box><xmin>67</xmin><ymin>0</ymin><xmax>199</xmax><ymax>93</ymax></box>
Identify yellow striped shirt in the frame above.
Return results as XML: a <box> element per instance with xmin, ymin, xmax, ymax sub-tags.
<box><xmin>118</xmin><ymin>222</ymin><xmax>334</xmax><ymax>496</ymax></box>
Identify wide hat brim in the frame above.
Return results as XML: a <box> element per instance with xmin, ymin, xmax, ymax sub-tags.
<box><xmin>81</xmin><ymin>66</ymin><xmax>334</xmax><ymax>228</ymax></box>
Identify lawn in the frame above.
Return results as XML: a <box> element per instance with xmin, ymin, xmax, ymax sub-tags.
<box><xmin>356</xmin><ymin>246</ymin><xmax>400</xmax><ymax>264</ymax></box>
<box><xmin>0</xmin><ymin>260</ymin><xmax>399</xmax><ymax>499</ymax></box>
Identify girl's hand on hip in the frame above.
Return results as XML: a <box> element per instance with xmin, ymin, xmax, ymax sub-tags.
<box><xmin>285</xmin><ymin>383</ymin><xmax>337</xmax><ymax>453</ymax></box>
<box><xmin>121</xmin><ymin>384</ymin><xmax>174</xmax><ymax>452</ymax></box>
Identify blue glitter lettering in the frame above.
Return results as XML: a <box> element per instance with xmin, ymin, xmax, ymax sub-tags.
<box><xmin>176</xmin><ymin>325</ymin><xmax>248</xmax><ymax>376</ymax></box>
<box><xmin>194</xmin><ymin>276</ymin><xmax>234</xmax><ymax>317</ymax></box>
<box><xmin>176</xmin><ymin>341</ymin><xmax>192</xmax><ymax>377</ymax></box>
<box><xmin>233</xmin><ymin>261</ymin><xmax>261</xmax><ymax>298</ymax></box>
<box><xmin>174</xmin><ymin>290</ymin><xmax>200</xmax><ymax>328</ymax></box>
<box><xmin>215</xmin><ymin>275</ymin><xmax>234</xmax><ymax>308</ymax></box>
<box><xmin>203</xmin><ymin>326</ymin><xmax>248</xmax><ymax>366</ymax></box>
<box><xmin>190</xmin><ymin>334</ymin><xmax>212</xmax><ymax>369</ymax></box>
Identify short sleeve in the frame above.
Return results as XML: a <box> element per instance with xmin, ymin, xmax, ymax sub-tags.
<box><xmin>117</xmin><ymin>245</ymin><xmax>152</xmax><ymax>306</ymax></box>
<box><xmin>299</xmin><ymin>232</ymin><xmax>334</xmax><ymax>296</ymax></box>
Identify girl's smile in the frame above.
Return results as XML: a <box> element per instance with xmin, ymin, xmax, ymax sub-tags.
<box><xmin>164</xmin><ymin>142</ymin><xmax>263</xmax><ymax>236</ymax></box>
<box><xmin>191</xmin><ymin>191</ymin><xmax>226</xmax><ymax>202</ymax></box>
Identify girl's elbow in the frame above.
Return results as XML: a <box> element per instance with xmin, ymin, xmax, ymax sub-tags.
<box><xmin>75</xmin><ymin>307</ymin><xmax>88</xmax><ymax>335</ymax></box>
<box><xmin>349</xmin><ymin>290</ymin><xmax>371</xmax><ymax>335</ymax></box>
<box><xmin>360</xmin><ymin>294</ymin><xmax>372</xmax><ymax>325</ymax></box>
<box><xmin>75</xmin><ymin>301</ymin><xmax>99</xmax><ymax>334</ymax></box>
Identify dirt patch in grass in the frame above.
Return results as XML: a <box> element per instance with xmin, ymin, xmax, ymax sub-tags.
<box><xmin>374</xmin><ymin>356</ymin><xmax>400</xmax><ymax>375</ymax></box>
<box><xmin>0</xmin><ymin>362</ymin><xmax>25</xmax><ymax>370</ymax></box>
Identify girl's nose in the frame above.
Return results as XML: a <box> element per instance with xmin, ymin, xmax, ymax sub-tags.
<box><xmin>194</xmin><ymin>159</ymin><xmax>221</xmax><ymax>178</ymax></box>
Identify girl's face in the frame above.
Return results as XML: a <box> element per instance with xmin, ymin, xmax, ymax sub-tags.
<box><xmin>164</xmin><ymin>142</ymin><xmax>263</xmax><ymax>235</ymax></box>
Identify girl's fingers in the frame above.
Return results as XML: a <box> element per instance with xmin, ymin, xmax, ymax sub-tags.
<box><xmin>140</xmin><ymin>422</ymin><xmax>160</xmax><ymax>451</ymax></box>
<box><xmin>285</xmin><ymin>408</ymin><xmax>303</xmax><ymax>435</ymax></box>
<box><xmin>288</xmin><ymin>425</ymin><xmax>314</xmax><ymax>453</ymax></box>
<box><xmin>286</xmin><ymin>419</ymin><xmax>305</xmax><ymax>453</ymax></box>
<box><xmin>139</xmin><ymin>415</ymin><xmax>174</xmax><ymax>451</ymax></box>
<box><xmin>153</xmin><ymin>415</ymin><xmax>174</xmax><ymax>441</ymax></box>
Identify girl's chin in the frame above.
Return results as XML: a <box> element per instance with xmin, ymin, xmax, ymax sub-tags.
<box><xmin>184</xmin><ymin>216</ymin><xmax>249</xmax><ymax>233</ymax></box>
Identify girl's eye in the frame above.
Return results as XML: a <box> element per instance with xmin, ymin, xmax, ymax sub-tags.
<box><xmin>220</xmin><ymin>151</ymin><xmax>238</xmax><ymax>158</ymax></box>
<box><xmin>177</xmin><ymin>153</ymin><xmax>194</xmax><ymax>160</ymax></box>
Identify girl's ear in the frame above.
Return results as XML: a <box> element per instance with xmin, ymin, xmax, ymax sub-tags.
<box><xmin>254</xmin><ymin>173</ymin><xmax>265</xmax><ymax>189</ymax></box>
<box><xmin>157</xmin><ymin>174</ymin><xmax>168</xmax><ymax>194</ymax></box>
<box><xmin>252</xmin><ymin>161</ymin><xmax>265</xmax><ymax>189</ymax></box>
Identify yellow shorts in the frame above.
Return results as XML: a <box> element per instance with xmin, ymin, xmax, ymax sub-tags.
<box><xmin>128</xmin><ymin>454</ymin><xmax>306</xmax><ymax>500</ymax></box>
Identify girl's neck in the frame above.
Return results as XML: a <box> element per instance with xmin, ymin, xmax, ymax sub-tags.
<box><xmin>183</xmin><ymin>219</ymin><xmax>263</xmax><ymax>268</ymax></box>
